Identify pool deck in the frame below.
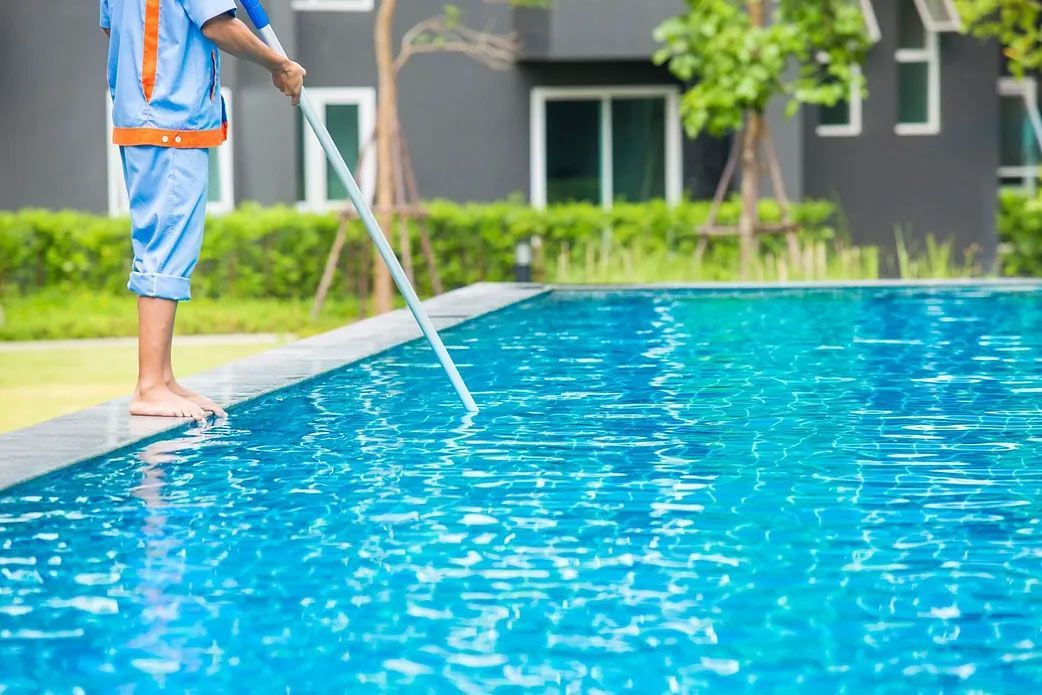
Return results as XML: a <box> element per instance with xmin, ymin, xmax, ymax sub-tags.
<box><xmin>2</xmin><ymin>278</ymin><xmax>1039</xmax><ymax>492</ymax></box>
<box><xmin>0</xmin><ymin>282</ymin><xmax>548</xmax><ymax>491</ymax></box>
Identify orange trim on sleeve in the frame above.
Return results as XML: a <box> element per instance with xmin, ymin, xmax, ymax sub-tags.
<box><xmin>112</xmin><ymin>124</ymin><xmax>228</xmax><ymax>148</ymax></box>
<box><xmin>142</xmin><ymin>0</ymin><xmax>161</xmax><ymax>102</ymax></box>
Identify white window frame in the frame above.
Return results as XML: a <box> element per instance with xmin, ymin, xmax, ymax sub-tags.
<box><xmin>860</xmin><ymin>0</ymin><xmax>882</xmax><ymax>43</ymax></box>
<box><xmin>913</xmin><ymin>0</ymin><xmax>962</xmax><ymax>33</ymax></box>
<box><xmin>998</xmin><ymin>77</ymin><xmax>1042</xmax><ymax>190</ymax></box>
<box><xmin>895</xmin><ymin>23</ymin><xmax>941</xmax><ymax>135</ymax></box>
<box><xmin>530</xmin><ymin>86</ymin><xmax>683</xmax><ymax>209</ymax></box>
<box><xmin>105</xmin><ymin>96</ymin><xmax>125</xmax><ymax>217</ymax></box>
<box><xmin>291</xmin><ymin>0</ymin><xmax>374</xmax><ymax>11</ymax></box>
<box><xmin>817</xmin><ymin>66</ymin><xmax>864</xmax><ymax>138</ymax></box>
<box><xmin>210</xmin><ymin>91</ymin><xmax>235</xmax><ymax>215</ymax></box>
<box><xmin>106</xmin><ymin>88</ymin><xmax>235</xmax><ymax>216</ymax></box>
<box><xmin>298</xmin><ymin>87</ymin><xmax>377</xmax><ymax>212</ymax></box>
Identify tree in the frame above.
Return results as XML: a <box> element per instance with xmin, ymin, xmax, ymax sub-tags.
<box><xmin>654</xmin><ymin>0</ymin><xmax>871</xmax><ymax>277</ymax></box>
<box><xmin>955</xmin><ymin>0</ymin><xmax>1042</xmax><ymax>76</ymax></box>
<box><xmin>366</xmin><ymin>0</ymin><xmax>546</xmax><ymax>314</ymax></box>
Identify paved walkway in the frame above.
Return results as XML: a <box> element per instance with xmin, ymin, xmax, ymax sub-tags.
<box><xmin>0</xmin><ymin>333</ymin><xmax>290</xmax><ymax>352</ymax></box>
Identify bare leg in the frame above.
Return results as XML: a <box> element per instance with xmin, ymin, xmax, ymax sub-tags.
<box><xmin>154</xmin><ymin>300</ymin><xmax>227</xmax><ymax>418</ymax></box>
<box><xmin>129</xmin><ymin>297</ymin><xmax>207</xmax><ymax>422</ymax></box>
<box><xmin>159</xmin><ymin>306</ymin><xmax>228</xmax><ymax>417</ymax></box>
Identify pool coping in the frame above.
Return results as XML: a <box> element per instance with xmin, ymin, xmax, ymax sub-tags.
<box><xmin>2</xmin><ymin>277</ymin><xmax>1039</xmax><ymax>492</ymax></box>
<box><xmin>554</xmin><ymin>277</ymin><xmax>1042</xmax><ymax>291</ymax></box>
<box><xmin>0</xmin><ymin>282</ymin><xmax>549</xmax><ymax>492</ymax></box>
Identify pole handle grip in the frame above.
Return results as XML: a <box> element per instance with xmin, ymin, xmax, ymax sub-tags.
<box><xmin>240</xmin><ymin>0</ymin><xmax>271</xmax><ymax>30</ymax></box>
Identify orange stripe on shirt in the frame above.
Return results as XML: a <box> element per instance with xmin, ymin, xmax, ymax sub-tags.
<box><xmin>142</xmin><ymin>0</ymin><xmax>161</xmax><ymax>102</ymax></box>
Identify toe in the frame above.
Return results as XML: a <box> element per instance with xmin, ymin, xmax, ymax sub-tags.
<box><xmin>198</xmin><ymin>397</ymin><xmax>227</xmax><ymax>419</ymax></box>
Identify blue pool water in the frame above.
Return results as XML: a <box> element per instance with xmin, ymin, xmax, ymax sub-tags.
<box><xmin>3</xmin><ymin>287</ymin><xmax>1042</xmax><ymax>692</ymax></box>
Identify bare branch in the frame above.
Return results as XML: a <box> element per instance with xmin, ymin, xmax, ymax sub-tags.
<box><xmin>395</xmin><ymin>14</ymin><xmax>520</xmax><ymax>73</ymax></box>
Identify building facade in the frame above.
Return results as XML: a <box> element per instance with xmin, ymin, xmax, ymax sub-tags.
<box><xmin>803</xmin><ymin>0</ymin><xmax>1005</xmax><ymax>263</ymax></box>
<box><xmin>0</xmin><ymin>0</ymin><xmax>1031</xmax><ymax>266</ymax></box>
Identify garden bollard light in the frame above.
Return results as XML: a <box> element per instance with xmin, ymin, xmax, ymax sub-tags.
<box><xmin>514</xmin><ymin>240</ymin><xmax>533</xmax><ymax>283</ymax></box>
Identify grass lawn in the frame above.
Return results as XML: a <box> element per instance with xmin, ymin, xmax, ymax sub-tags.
<box><xmin>0</xmin><ymin>337</ymin><xmax>290</xmax><ymax>434</ymax></box>
<box><xmin>0</xmin><ymin>291</ymin><xmax>365</xmax><ymax>341</ymax></box>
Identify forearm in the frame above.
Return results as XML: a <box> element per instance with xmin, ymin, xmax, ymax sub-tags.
<box><xmin>201</xmin><ymin>14</ymin><xmax>285</xmax><ymax>72</ymax></box>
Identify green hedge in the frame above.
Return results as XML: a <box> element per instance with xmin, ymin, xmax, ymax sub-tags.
<box><xmin>999</xmin><ymin>189</ymin><xmax>1042</xmax><ymax>276</ymax></box>
<box><xmin>0</xmin><ymin>199</ymin><xmax>844</xmax><ymax>299</ymax></box>
<box><xmin>8</xmin><ymin>191</ymin><xmax>1038</xmax><ymax>299</ymax></box>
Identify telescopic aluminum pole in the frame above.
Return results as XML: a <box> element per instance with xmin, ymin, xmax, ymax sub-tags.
<box><xmin>238</xmin><ymin>0</ymin><xmax>478</xmax><ymax>413</ymax></box>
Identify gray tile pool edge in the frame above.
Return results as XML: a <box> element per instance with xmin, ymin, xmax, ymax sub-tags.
<box><xmin>553</xmin><ymin>278</ymin><xmax>1042</xmax><ymax>291</ymax></box>
<box><xmin>0</xmin><ymin>282</ymin><xmax>549</xmax><ymax>492</ymax></box>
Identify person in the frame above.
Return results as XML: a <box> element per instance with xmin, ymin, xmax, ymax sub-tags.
<box><xmin>101</xmin><ymin>0</ymin><xmax>306</xmax><ymax>421</ymax></box>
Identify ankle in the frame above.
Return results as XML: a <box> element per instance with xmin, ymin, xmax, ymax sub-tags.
<box><xmin>136</xmin><ymin>378</ymin><xmax>168</xmax><ymax>395</ymax></box>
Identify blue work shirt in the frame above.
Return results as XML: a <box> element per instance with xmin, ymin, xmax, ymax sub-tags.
<box><xmin>101</xmin><ymin>0</ymin><xmax>236</xmax><ymax>147</ymax></box>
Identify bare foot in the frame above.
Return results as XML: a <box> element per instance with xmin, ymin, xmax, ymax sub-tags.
<box><xmin>167</xmin><ymin>378</ymin><xmax>228</xmax><ymax>418</ymax></box>
<box><xmin>130</xmin><ymin>384</ymin><xmax>209</xmax><ymax>422</ymax></box>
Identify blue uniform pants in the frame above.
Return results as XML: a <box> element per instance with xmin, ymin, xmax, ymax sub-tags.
<box><xmin>120</xmin><ymin>145</ymin><xmax>209</xmax><ymax>301</ymax></box>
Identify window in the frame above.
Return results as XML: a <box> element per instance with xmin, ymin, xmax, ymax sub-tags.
<box><xmin>998</xmin><ymin>78</ymin><xmax>1042</xmax><ymax>191</ymax></box>
<box><xmin>297</xmin><ymin>87</ymin><xmax>377</xmax><ymax>211</ymax></box>
<box><xmin>106</xmin><ymin>88</ymin><xmax>235</xmax><ymax>216</ymax></box>
<box><xmin>913</xmin><ymin>0</ymin><xmax>961</xmax><ymax>33</ymax></box>
<box><xmin>895</xmin><ymin>0</ymin><xmax>940</xmax><ymax>135</ymax></box>
<box><xmin>817</xmin><ymin>67</ymin><xmax>864</xmax><ymax>137</ymax></box>
<box><xmin>530</xmin><ymin>87</ymin><xmax>683</xmax><ymax>208</ymax></box>
<box><xmin>860</xmin><ymin>0</ymin><xmax>882</xmax><ymax>43</ymax></box>
<box><xmin>291</xmin><ymin>0</ymin><xmax>374</xmax><ymax>11</ymax></box>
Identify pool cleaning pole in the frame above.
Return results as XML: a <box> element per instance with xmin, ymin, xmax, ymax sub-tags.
<box><xmin>240</xmin><ymin>0</ymin><xmax>478</xmax><ymax>413</ymax></box>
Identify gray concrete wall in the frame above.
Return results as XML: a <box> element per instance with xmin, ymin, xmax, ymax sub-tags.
<box><xmin>516</xmin><ymin>0</ymin><xmax>684</xmax><ymax>61</ymax></box>
<box><xmin>228</xmin><ymin>0</ymin><xmax>297</xmax><ymax>205</ymax></box>
<box><xmin>802</xmin><ymin>2</ymin><xmax>1000</xmax><ymax>266</ymax></box>
<box><xmin>294</xmin><ymin>0</ymin><xmax>530</xmax><ymax>202</ymax></box>
<box><xmin>294</xmin><ymin>1</ymin><xmax>716</xmax><ymax>203</ymax></box>
<box><xmin>0</xmin><ymin>0</ymin><xmax>110</xmax><ymax>213</ymax></box>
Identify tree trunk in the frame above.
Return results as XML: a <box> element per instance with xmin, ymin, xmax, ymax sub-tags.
<box><xmin>400</xmin><ymin>134</ymin><xmax>443</xmax><ymax>295</ymax></box>
<box><xmin>311</xmin><ymin>216</ymin><xmax>349</xmax><ymax>321</ymax></box>
<box><xmin>761</xmin><ymin>120</ymin><xmax>801</xmax><ymax>272</ymax></box>
<box><xmin>391</xmin><ymin>126</ymin><xmax>415</xmax><ymax>284</ymax></box>
<box><xmin>373</xmin><ymin>0</ymin><xmax>399</xmax><ymax>314</ymax></box>
<box><xmin>358</xmin><ymin>238</ymin><xmax>371</xmax><ymax>318</ymax></box>
<box><xmin>738</xmin><ymin>0</ymin><xmax>766</xmax><ymax>279</ymax></box>
<box><xmin>738</xmin><ymin>111</ymin><xmax>761</xmax><ymax>279</ymax></box>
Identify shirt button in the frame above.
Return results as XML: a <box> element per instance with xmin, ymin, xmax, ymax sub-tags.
<box><xmin>174</xmin><ymin>136</ymin><xmax>183</xmax><ymax>144</ymax></box>
<box><xmin>161</xmin><ymin>135</ymin><xmax>170</xmax><ymax>144</ymax></box>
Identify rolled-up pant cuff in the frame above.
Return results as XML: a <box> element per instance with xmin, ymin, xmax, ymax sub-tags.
<box><xmin>128</xmin><ymin>272</ymin><xmax>192</xmax><ymax>301</ymax></box>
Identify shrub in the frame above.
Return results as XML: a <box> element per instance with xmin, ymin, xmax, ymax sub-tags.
<box><xmin>32</xmin><ymin>194</ymin><xmax>1040</xmax><ymax>299</ymax></box>
<box><xmin>0</xmin><ymin>199</ymin><xmax>850</xmax><ymax>299</ymax></box>
<box><xmin>998</xmin><ymin>189</ymin><xmax>1042</xmax><ymax>277</ymax></box>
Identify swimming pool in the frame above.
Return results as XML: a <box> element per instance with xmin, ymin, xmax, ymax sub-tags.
<box><xmin>2</xmin><ymin>285</ymin><xmax>1042</xmax><ymax>691</ymax></box>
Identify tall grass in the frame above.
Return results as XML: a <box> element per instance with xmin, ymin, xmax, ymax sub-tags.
<box><xmin>548</xmin><ymin>226</ymin><xmax>978</xmax><ymax>285</ymax></box>
<box><xmin>548</xmin><ymin>233</ymin><xmax>881</xmax><ymax>284</ymax></box>
<box><xmin>894</xmin><ymin>227</ymin><xmax>980</xmax><ymax>280</ymax></box>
